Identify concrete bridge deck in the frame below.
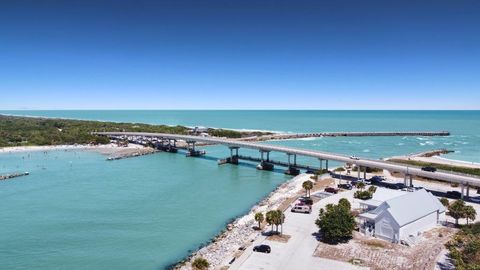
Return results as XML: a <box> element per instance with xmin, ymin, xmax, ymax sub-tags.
<box><xmin>94</xmin><ymin>131</ymin><xmax>480</xmax><ymax>188</ymax></box>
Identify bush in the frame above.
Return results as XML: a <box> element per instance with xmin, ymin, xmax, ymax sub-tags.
<box><xmin>191</xmin><ymin>257</ymin><xmax>209</xmax><ymax>270</ymax></box>
<box><xmin>446</xmin><ymin>222</ymin><xmax>480</xmax><ymax>270</ymax></box>
<box><xmin>354</xmin><ymin>190</ymin><xmax>373</xmax><ymax>200</ymax></box>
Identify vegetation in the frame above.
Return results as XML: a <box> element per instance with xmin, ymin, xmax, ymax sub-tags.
<box><xmin>352</xmin><ymin>166</ymin><xmax>383</xmax><ymax>173</ymax></box>
<box><xmin>368</xmin><ymin>185</ymin><xmax>377</xmax><ymax>193</ymax></box>
<box><xmin>389</xmin><ymin>158</ymin><xmax>480</xmax><ymax>177</ymax></box>
<box><xmin>448</xmin><ymin>200</ymin><xmax>477</xmax><ymax>226</ymax></box>
<box><xmin>446</xmin><ymin>222</ymin><xmax>480</xmax><ymax>270</ymax></box>
<box><xmin>0</xmin><ymin>115</ymin><xmax>262</xmax><ymax>148</ymax></box>
<box><xmin>254</xmin><ymin>212</ymin><xmax>264</xmax><ymax>229</ymax></box>
<box><xmin>440</xmin><ymin>197</ymin><xmax>450</xmax><ymax>207</ymax></box>
<box><xmin>302</xmin><ymin>180</ymin><xmax>313</xmax><ymax>197</ymax></box>
<box><xmin>0</xmin><ymin>115</ymin><xmax>190</xmax><ymax>147</ymax></box>
<box><xmin>354</xmin><ymin>190</ymin><xmax>373</xmax><ymax>200</ymax></box>
<box><xmin>207</xmin><ymin>128</ymin><xmax>242</xmax><ymax>138</ymax></box>
<box><xmin>266</xmin><ymin>210</ymin><xmax>285</xmax><ymax>234</ymax></box>
<box><xmin>338</xmin><ymin>198</ymin><xmax>351</xmax><ymax>210</ymax></box>
<box><xmin>315</xmin><ymin>202</ymin><xmax>355</xmax><ymax>243</ymax></box>
<box><xmin>191</xmin><ymin>257</ymin><xmax>210</xmax><ymax>270</ymax></box>
<box><xmin>356</xmin><ymin>182</ymin><xmax>366</xmax><ymax>190</ymax></box>
<box><xmin>334</xmin><ymin>167</ymin><xmax>345</xmax><ymax>172</ymax></box>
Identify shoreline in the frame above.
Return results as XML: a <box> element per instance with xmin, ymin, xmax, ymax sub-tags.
<box><xmin>175</xmin><ymin>173</ymin><xmax>319</xmax><ymax>270</ymax></box>
<box><xmin>0</xmin><ymin>144</ymin><xmax>156</xmax><ymax>160</ymax></box>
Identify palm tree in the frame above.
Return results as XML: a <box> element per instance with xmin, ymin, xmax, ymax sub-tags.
<box><xmin>356</xmin><ymin>182</ymin><xmax>365</xmax><ymax>190</ymax></box>
<box><xmin>302</xmin><ymin>180</ymin><xmax>314</xmax><ymax>197</ymax></box>
<box><xmin>274</xmin><ymin>209</ymin><xmax>285</xmax><ymax>235</ymax></box>
<box><xmin>266</xmin><ymin>210</ymin><xmax>275</xmax><ymax>232</ymax></box>
<box><xmin>192</xmin><ymin>257</ymin><xmax>209</xmax><ymax>270</ymax></box>
<box><xmin>464</xmin><ymin>205</ymin><xmax>477</xmax><ymax>225</ymax></box>
<box><xmin>254</xmin><ymin>212</ymin><xmax>264</xmax><ymax>230</ymax></box>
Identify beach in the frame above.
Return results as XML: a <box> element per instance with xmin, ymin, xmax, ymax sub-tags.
<box><xmin>0</xmin><ymin>143</ymin><xmax>156</xmax><ymax>159</ymax></box>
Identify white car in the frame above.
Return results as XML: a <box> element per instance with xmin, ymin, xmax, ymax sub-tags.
<box><xmin>350</xmin><ymin>155</ymin><xmax>359</xmax><ymax>160</ymax></box>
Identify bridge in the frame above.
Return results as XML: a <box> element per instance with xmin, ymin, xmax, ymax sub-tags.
<box><xmin>94</xmin><ymin>131</ymin><xmax>480</xmax><ymax>197</ymax></box>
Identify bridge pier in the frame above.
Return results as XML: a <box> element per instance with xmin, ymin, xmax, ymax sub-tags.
<box><xmin>285</xmin><ymin>153</ymin><xmax>300</xmax><ymax>176</ymax></box>
<box><xmin>257</xmin><ymin>150</ymin><xmax>274</xmax><ymax>171</ymax></box>
<box><xmin>461</xmin><ymin>183</ymin><xmax>465</xmax><ymax>200</ymax></box>
<box><xmin>186</xmin><ymin>140</ymin><xmax>205</xmax><ymax>157</ymax></box>
<box><xmin>228</xmin><ymin>146</ymin><xmax>239</xmax><ymax>164</ymax></box>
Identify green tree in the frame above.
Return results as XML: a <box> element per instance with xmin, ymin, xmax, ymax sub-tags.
<box><xmin>191</xmin><ymin>257</ymin><xmax>209</xmax><ymax>270</ymax></box>
<box><xmin>338</xmin><ymin>198</ymin><xmax>351</xmax><ymax>211</ymax></box>
<box><xmin>302</xmin><ymin>180</ymin><xmax>314</xmax><ymax>197</ymax></box>
<box><xmin>254</xmin><ymin>212</ymin><xmax>264</xmax><ymax>229</ymax></box>
<box><xmin>440</xmin><ymin>198</ymin><xmax>450</xmax><ymax>208</ymax></box>
<box><xmin>448</xmin><ymin>200</ymin><xmax>467</xmax><ymax>226</ymax></box>
<box><xmin>465</xmin><ymin>205</ymin><xmax>477</xmax><ymax>225</ymax></box>
<box><xmin>315</xmin><ymin>202</ymin><xmax>355</xmax><ymax>243</ymax></box>
<box><xmin>356</xmin><ymin>182</ymin><xmax>365</xmax><ymax>190</ymax></box>
<box><xmin>368</xmin><ymin>185</ymin><xmax>377</xmax><ymax>193</ymax></box>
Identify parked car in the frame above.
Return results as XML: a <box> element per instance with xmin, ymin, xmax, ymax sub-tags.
<box><xmin>253</xmin><ymin>244</ymin><xmax>271</xmax><ymax>253</ymax></box>
<box><xmin>299</xmin><ymin>197</ymin><xmax>313</xmax><ymax>205</ymax></box>
<box><xmin>370</xmin><ymin>176</ymin><xmax>385</xmax><ymax>183</ymax></box>
<box><xmin>422</xmin><ymin>166</ymin><xmax>437</xmax><ymax>172</ymax></box>
<box><xmin>291</xmin><ymin>204</ymin><xmax>312</xmax><ymax>214</ymax></box>
<box><xmin>324</xmin><ymin>187</ymin><xmax>339</xmax><ymax>194</ymax></box>
<box><xmin>350</xmin><ymin>155</ymin><xmax>360</xmax><ymax>160</ymax></box>
<box><xmin>385</xmin><ymin>182</ymin><xmax>406</xmax><ymax>190</ymax></box>
<box><xmin>446</xmin><ymin>191</ymin><xmax>462</xmax><ymax>199</ymax></box>
<box><xmin>338</xmin><ymin>183</ymin><xmax>353</xmax><ymax>190</ymax></box>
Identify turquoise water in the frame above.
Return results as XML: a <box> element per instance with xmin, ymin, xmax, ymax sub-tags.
<box><xmin>1</xmin><ymin>110</ymin><xmax>479</xmax><ymax>270</ymax></box>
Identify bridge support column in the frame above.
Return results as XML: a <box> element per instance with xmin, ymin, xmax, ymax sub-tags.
<box><xmin>285</xmin><ymin>153</ymin><xmax>299</xmax><ymax>176</ymax></box>
<box><xmin>467</xmin><ymin>184</ymin><xmax>470</xmax><ymax>198</ymax></box>
<box><xmin>363</xmin><ymin>167</ymin><xmax>367</xmax><ymax>180</ymax></box>
<box><xmin>258</xmin><ymin>150</ymin><xmax>273</xmax><ymax>171</ymax></box>
<box><xmin>358</xmin><ymin>166</ymin><xmax>361</xmax><ymax>180</ymax></box>
<box><xmin>319</xmin><ymin>159</ymin><xmax>323</xmax><ymax>172</ymax></box>
<box><xmin>461</xmin><ymin>183</ymin><xmax>465</xmax><ymax>200</ymax></box>
<box><xmin>326</xmin><ymin>160</ymin><xmax>329</xmax><ymax>171</ymax></box>
<box><xmin>186</xmin><ymin>140</ymin><xmax>205</xmax><ymax>157</ymax></box>
<box><xmin>409</xmin><ymin>175</ymin><xmax>413</xmax><ymax>187</ymax></box>
<box><xmin>228</xmin><ymin>146</ymin><xmax>239</xmax><ymax>165</ymax></box>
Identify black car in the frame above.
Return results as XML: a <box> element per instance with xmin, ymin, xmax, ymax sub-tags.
<box><xmin>338</xmin><ymin>183</ymin><xmax>353</xmax><ymax>190</ymax></box>
<box><xmin>299</xmin><ymin>197</ymin><xmax>314</xmax><ymax>205</ymax></box>
<box><xmin>385</xmin><ymin>182</ymin><xmax>406</xmax><ymax>190</ymax></box>
<box><xmin>446</xmin><ymin>191</ymin><xmax>462</xmax><ymax>199</ymax></box>
<box><xmin>253</xmin><ymin>244</ymin><xmax>271</xmax><ymax>253</ymax></box>
<box><xmin>422</xmin><ymin>166</ymin><xmax>437</xmax><ymax>172</ymax></box>
<box><xmin>370</xmin><ymin>176</ymin><xmax>385</xmax><ymax>183</ymax></box>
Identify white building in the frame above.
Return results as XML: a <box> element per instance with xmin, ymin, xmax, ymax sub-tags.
<box><xmin>359</xmin><ymin>189</ymin><xmax>446</xmax><ymax>244</ymax></box>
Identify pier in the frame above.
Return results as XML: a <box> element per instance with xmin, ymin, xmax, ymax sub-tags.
<box><xmin>94</xmin><ymin>131</ymin><xmax>480</xmax><ymax>198</ymax></box>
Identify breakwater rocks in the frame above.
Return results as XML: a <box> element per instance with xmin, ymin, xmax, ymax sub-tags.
<box><xmin>0</xmin><ymin>172</ymin><xmax>29</xmax><ymax>181</ymax></box>
<box><xmin>240</xmin><ymin>131</ymin><xmax>450</xmax><ymax>142</ymax></box>
<box><xmin>106</xmin><ymin>147</ymin><xmax>157</xmax><ymax>161</ymax></box>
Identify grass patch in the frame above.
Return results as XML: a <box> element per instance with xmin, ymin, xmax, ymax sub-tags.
<box><xmin>389</xmin><ymin>158</ymin><xmax>480</xmax><ymax>177</ymax></box>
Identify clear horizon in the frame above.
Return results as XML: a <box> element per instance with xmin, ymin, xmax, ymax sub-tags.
<box><xmin>1</xmin><ymin>0</ymin><xmax>479</xmax><ymax>110</ymax></box>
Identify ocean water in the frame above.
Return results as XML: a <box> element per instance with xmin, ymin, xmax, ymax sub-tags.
<box><xmin>0</xmin><ymin>110</ymin><xmax>479</xmax><ymax>270</ymax></box>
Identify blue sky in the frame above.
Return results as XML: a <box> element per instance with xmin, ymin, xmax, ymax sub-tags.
<box><xmin>1</xmin><ymin>0</ymin><xmax>479</xmax><ymax>110</ymax></box>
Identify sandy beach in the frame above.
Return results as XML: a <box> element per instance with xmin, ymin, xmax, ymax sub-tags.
<box><xmin>0</xmin><ymin>143</ymin><xmax>156</xmax><ymax>159</ymax></box>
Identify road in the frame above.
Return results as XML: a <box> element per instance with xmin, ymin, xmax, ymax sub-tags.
<box><xmin>94</xmin><ymin>131</ymin><xmax>480</xmax><ymax>187</ymax></box>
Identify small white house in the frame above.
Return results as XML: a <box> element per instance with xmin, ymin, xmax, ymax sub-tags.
<box><xmin>359</xmin><ymin>189</ymin><xmax>445</xmax><ymax>244</ymax></box>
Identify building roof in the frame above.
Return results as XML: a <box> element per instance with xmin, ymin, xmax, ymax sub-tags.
<box><xmin>360</xmin><ymin>188</ymin><xmax>406</xmax><ymax>208</ymax></box>
<box><xmin>359</xmin><ymin>189</ymin><xmax>446</xmax><ymax>227</ymax></box>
